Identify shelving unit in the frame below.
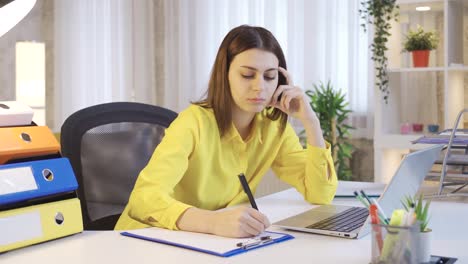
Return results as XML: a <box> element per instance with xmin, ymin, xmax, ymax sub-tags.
<box><xmin>373</xmin><ymin>0</ymin><xmax>468</xmax><ymax>183</ymax></box>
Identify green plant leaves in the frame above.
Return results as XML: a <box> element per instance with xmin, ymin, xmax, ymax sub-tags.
<box><xmin>403</xmin><ymin>25</ymin><xmax>439</xmax><ymax>51</ymax></box>
<box><xmin>305</xmin><ymin>81</ymin><xmax>355</xmax><ymax>180</ymax></box>
<box><xmin>360</xmin><ymin>0</ymin><xmax>399</xmax><ymax>104</ymax></box>
<box><xmin>401</xmin><ymin>194</ymin><xmax>431</xmax><ymax>232</ymax></box>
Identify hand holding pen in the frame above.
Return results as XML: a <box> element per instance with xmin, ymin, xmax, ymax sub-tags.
<box><xmin>211</xmin><ymin>206</ymin><xmax>270</xmax><ymax>238</ymax></box>
<box><xmin>205</xmin><ymin>173</ymin><xmax>270</xmax><ymax>238</ymax></box>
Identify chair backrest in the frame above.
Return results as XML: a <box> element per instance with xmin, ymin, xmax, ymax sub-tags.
<box><xmin>60</xmin><ymin>102</ymin><xmax>177</xmax><ymax>230</ymax></box>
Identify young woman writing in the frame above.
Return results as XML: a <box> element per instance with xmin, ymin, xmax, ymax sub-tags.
<box><xmin>115</xmin><ymin>25</ymin><xmax>337</xmax><ymax>238</ymax></box>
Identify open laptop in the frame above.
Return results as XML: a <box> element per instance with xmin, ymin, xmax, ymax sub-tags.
<box><xmin>273</xmin><ymin>144</ymin><xmax>444</xmax><ymax>239</ymax></box>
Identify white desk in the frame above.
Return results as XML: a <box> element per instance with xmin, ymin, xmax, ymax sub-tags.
<box><xmin>1</xmin><ymin>183</ymin><xmax>466</xmax><ymax>264</ymax></box>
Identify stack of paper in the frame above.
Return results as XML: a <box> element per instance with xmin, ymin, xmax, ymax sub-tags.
<box><xmin>0</xmin><ymin>101</ymin><xmax>83</xmax><ymax>253</ymax></box>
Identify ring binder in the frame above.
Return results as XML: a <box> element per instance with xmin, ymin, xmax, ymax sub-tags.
<box><xmin>0</xmin><ymin>198</ymin><xmax>83</xmax><ymax>253</ymax></box>
<box><xmin>0</xmin><ymin>126</ymin><xmax>60</xmax><ymax>164</ymax></box>
<box><xmin>0</xmin><ymin>101</ymin><xmax>34</xmax><ymax>127</ymax></box>
<box><xmin>0</xmin><ymin>158</ymin><xmax>78</xmax><ymax>206</ymax></box>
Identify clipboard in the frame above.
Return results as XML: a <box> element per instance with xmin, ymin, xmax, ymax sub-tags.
<box><xmin>121</xmin><ymin>227</ymin><xmax>294</xmax><ymax>257</ymax></box>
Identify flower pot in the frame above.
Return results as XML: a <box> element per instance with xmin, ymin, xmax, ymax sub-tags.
<box><xmin>412</xmin><ymin>50</ymin><xmax>430</xmax><ymax>67</ymax></box>
<box><xmin>418</xmin><ymin>229</ymin><xmax>432</xmax><ymax>263</ymax></box>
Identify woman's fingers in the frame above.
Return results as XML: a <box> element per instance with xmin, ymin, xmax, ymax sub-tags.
<box><xmin>271</xmin><ymin>67</ymin><xmax>296</xmax><ymax>110</ymax></box>
<box><xmin>239</xmin><ymin>208</ymin><xmax>268</xmax><ymax>236</ymax></box>
<box><xmin>275</xmin><ymin>67</ymin><xmax>314</xmax><ymax>120</ymax></box>
<box><xmin>285</xmin><ymin>88</ymin><xmax>304</xmax><ymax>111</ymax></box>
<box><xmin>274</xmin><ymin>86</ymin><xmax>302</xmax><ymax>111</ymax></box>
<box><xmin>242</xmin><ymin>218</ymin><xmax>265</xmax><ymax>236</ymax></box>
<box><xmin>278</xmin><ymin>67</ymin><xmax>293</xmax><ymax>86</ymax></box>
<box><xmin>249</xmin><ymin>208</ymin><xmax>271</xmax><ymax>228</ymax></box>
<box><xmin>270</xmin><ymin>85</ymin><xmax>285</xmax><ymax>106</ymax></box>
<box><xmin>212</xmin><ymin>206</ymin><xmax>271</xmax><ymax>238</ymax></box>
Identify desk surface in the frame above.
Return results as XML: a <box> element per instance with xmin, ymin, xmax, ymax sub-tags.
<box><xmin>1</xmin><ymin>182</ymin><xmax>466</xmax><ymax>264</ymax></box>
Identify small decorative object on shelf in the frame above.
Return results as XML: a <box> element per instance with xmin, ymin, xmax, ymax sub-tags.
<box><xmin>400</xmin><ymin>122</ymin><xmax>411</xmax><ymax>134</ymax></box>
<box><xmin>402</xmin><ymin>25</ymin><xmax>439</xmax><ymax>67</ymax></box>
<box><xmin>412</xmin><ymin>123</ymin><xmax>423</xmax><ymax>133</ymax></box>
<box><xmin>427</xmin><ymin>124</ymin><xmax>439</xmax><ymax>133</ymax></box>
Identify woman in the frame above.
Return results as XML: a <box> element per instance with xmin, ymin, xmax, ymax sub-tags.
<box><xmin>115</xmin><ymin>25</ymin><xmax>337</xmax><ymax>238</ymax></box>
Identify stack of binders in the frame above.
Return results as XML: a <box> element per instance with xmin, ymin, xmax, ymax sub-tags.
<box><xmin>0</xmin><ymin>101</ymin><xmax>83</xmax><ymax>253</ymax></box>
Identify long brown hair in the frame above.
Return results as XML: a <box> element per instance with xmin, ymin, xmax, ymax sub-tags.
<box><xmin>193</xmin><ymin>25</ymin><xmax>288</xmax><ymax>137</ymax></box>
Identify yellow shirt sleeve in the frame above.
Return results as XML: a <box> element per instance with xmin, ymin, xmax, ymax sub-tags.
<box><xmin>120</xmin><ymin>108</ymin><xmax>198</xmax><ymax>230</ymax></box>
<box><xmin>271</xmin><ymin>124</ymin><xmax>338</xmax><ymax>204</ymax></box>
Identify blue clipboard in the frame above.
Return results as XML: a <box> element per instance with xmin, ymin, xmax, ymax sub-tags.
<box><xmin>121</xmin><ymin>228</ymin><xmax>294</xmax><ymax>257</ymax></box>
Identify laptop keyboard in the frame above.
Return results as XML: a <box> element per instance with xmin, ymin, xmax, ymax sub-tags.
<box><xmin>306</xmin><ymin>207</ymin><xmax>369</xmax><ymax>233</ymax></box>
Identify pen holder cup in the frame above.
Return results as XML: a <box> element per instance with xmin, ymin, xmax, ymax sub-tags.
<box><xmin>371</xmin><ymin>223</ymin><xmax>419</xmax><ymax>264</ymax></box>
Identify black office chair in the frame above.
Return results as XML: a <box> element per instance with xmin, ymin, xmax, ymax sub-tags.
<box><xmin>60</xmin><ymin>102</ymin><xmax>177</xmax><ymax>230</ymax></box>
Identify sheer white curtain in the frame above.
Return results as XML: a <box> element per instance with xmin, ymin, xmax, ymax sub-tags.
<box><xmin>163</xmin><ymin>0</ymin><xmax>370</xmax><ymax>137</ymax></box>
<box><xmin>53</xmin><ymin>0</ymin><xmax>157</xmax><ymax>131</ymax></box>
<box><xmin>53</xmin><ymin>0</ymin><xmax>370</xmax><ymax>137</ymax></box>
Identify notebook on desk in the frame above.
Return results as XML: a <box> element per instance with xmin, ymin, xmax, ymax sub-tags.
<box><xmin>273</xmin><ymin>144</ymin><xmax>443</xmax><ymax>239</ymax></box>
<box><xmin>121</xmin><ymin>228</ymin><xmax>293</xmax><ymax>257</ymax></box>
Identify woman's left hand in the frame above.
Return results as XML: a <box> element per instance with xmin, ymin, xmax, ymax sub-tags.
<box><xmin>269</xmin><ymin>67</ymin><xmax>314</xmax><ymax>122</ymax></box>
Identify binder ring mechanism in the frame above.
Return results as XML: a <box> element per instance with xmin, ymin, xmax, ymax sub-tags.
<box><xmin>236</xmin><ymin>235</ymin><xmax>273</xmax><ymax>250</ymax></box>
<box><xmin>42</xmin><ymin>169</ymin><xmax>54</xmax><ymax>181</ymax></box>
<box><xmin>20</xmin><ymin>132</ymin><xmax>32</xmax><ymax>143</ymax></box>
<box><xmin>55</xmin><ymin>212</ymin><xmax>64</xmax><ymax>225</ymax></box>
<box><xmin>0</xmin><ymin>103</ymin><xmax>10</xmax><ymax>109</ymax></box>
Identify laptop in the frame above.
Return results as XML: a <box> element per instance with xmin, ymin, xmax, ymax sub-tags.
<box><xmin>273</xmin><ymin>144</ymin><xmax>444</xmax><ymax>239</ymax></box>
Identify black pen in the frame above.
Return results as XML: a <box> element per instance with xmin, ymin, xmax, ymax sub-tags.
<box><xmin>238</xmin><ymin>173</ymin><xmax>258</xmax><ymax>210</ymax></box>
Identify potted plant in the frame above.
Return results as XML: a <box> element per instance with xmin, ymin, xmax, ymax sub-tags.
<box><xmin>304</xmin><ymin>81</ymin><xmax>354</xmax><ymax>180</ymax></box>
<box><xmin>402</xmin><ymin>194</ymin><xmax>432</xmax><ymax>263</ymax></box>
<box><xmin>403</xmin><ymin>25</ymin><xmax>439</xmax><ymax>67</ymax></box>
<box><xmin>359</xmin><ymin>0</ymin><xmax>400</xmax><ymax>103</ymax></box>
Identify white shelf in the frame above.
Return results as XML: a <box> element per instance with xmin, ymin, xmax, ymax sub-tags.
<box><xmin>448</xmin><ymin>65</ymin><xmax>468</xmax><ymax>72</ymax></box>
<box><xmin>388</xmin><ymin>67</ymin><xmax>445</xmax><ymax>72</ymax></box>
<box><xmin>397</xmin><ymin>0</ymin><xmax>443</xmax><ymax>5</ymax></box>
<box><xmin>387</xmin><ymin>66</ymin><xmax>468</xmax><ymax>72</ymax></box>
<box><xmin>375</xmin><ymin>134</ymin><xmax>428</xmax><ymax>149</ymax></box>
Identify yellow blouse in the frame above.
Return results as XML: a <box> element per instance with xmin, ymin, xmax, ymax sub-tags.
<box><xmin>115</xmin><ymin>105</ymin><xmax>337</xmax><ymax>230</ymax></box>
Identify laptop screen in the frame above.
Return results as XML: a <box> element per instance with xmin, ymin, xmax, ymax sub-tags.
<box><xmin>377</xmin><ymin>144</ymin><xmax>443</xmax><ymax>218</ymax></box>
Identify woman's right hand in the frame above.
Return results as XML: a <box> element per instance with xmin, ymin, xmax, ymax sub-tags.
<box><xmin>210</xmin><ymin>206</ymin><xmax>271</xmax><ymax>238</ymax></box>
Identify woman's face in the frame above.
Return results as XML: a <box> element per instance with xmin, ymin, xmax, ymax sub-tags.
<box><xmin>228</xmin><ymin>48</ymin><xmax>279</xmax><ymax>115</ymax></box>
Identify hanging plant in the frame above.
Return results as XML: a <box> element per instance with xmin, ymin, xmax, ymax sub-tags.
<box><xmin>359</xmin><ymin>0</ymin><xmax>399</xmax><ymax>103</ymax></box>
